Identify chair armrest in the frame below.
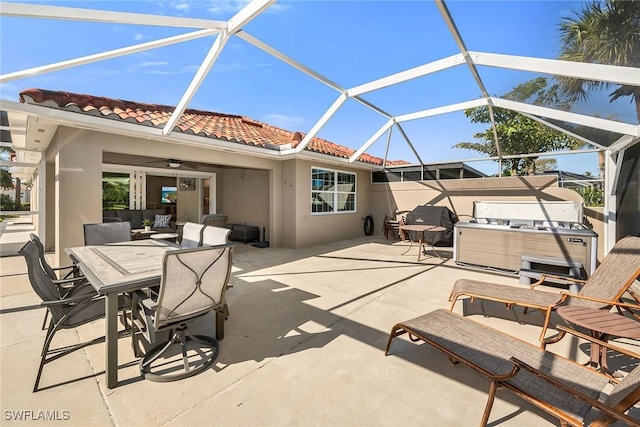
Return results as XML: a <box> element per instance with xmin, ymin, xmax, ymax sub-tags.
<box><xmin>509</xmin><ymin>357</ymin><xmax>639</xmax><ymax>427</ymax></box>
<box><xmin>560</xmin><ymin>292</ymin><xmax>640</xmax><ymax>310</ymax></box>
<box><xmin>556</xmin><ymin>325</ymin><xmax>640</xmax><ymax>359</ymax></box>
<box><xmin>41</xmin><ymin>292</ymin><xmax>101</xmax><ymax>306</ymax></box>
<box><xmin>53</xmin><ymin>276</ymin><xmax>89</xmax><ymax>286</ymax></box>
<box><xmin>530</xmin><ymin>274</ymin><xmax>587</xmax><ymax>289</ymax></box>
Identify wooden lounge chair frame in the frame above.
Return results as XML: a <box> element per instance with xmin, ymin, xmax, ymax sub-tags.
<box><xmin>385</xmin><ymin>309</ymin><xmax>640</xmax><ymax>427</ymax></box>
<box><xmin>448</xmin><ymin>235</ymin><xmax>640</xmax><ymax>343</ymax></box>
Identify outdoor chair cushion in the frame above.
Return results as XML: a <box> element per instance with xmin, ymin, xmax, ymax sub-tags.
<box><xmin>153</xmin><ymin>214</ymin><xmax>172</xmax><ymax>229</ymax></box>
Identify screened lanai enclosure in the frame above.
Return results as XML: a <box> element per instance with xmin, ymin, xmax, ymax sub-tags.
<box><xmin>0</xmin><ymin>0</ymin><xmax>638</xmax><ymax>253</ymax></box>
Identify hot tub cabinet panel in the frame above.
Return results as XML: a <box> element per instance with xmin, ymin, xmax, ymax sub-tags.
<box><xmin>453</xmin><ymin>222</ymin><xmax>598</xmax><ymax>276</ymax></box>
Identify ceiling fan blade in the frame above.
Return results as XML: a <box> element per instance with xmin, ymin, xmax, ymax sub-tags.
<box><xmin>181</xmin><ymin>161</ymin><xmax>199</xmax><ymax>169</ymax></box>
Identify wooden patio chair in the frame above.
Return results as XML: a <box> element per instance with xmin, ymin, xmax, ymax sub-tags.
<box><xmin>449</xmin><ymin>235</ymin><xmax>640</xmax><ymax>343</ymax></box>
<box><xmin>385</xmin><ymin>309</ymin><xmax>640</xmax><ymax>427</ymax></box>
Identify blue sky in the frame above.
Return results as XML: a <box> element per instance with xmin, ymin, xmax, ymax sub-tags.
<box><xmin>1</xmin><ymin>0</ymin><xmax>635</xmax><ymax>176</ymax></box>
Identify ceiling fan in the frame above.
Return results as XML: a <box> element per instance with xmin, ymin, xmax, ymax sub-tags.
<box><xmin>145</xmin><ymin>158</ymin><xmax>199</xmax><ymax>169</ymax></box>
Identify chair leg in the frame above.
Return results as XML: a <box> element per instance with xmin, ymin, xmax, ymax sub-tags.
<box><xmin>480</xmin><ymin>381</ymin><xmax>499</xmax><ymax>427</ymax></box>
<box><xmin>33</xmin><ymin>323</ymin><xmax>56</xmax><ymax>392</ymax></box>
<box><xmin>216</xmin><ymin>310</ymin><xmax>225</xmax><ymax>341</ymax></box>
<box><xmin>40</xmin><ymin>309</ymin><xmax>49</xmax><ymax>331</ymax></box>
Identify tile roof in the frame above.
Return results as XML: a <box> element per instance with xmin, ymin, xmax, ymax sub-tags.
<box><xmin>19</xmin><ymin>88</ymin><xmax>408</xmax><ymax>166</ymax></box>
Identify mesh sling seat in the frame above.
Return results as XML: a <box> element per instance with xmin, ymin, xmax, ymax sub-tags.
<box><xmin>449</xmin><ymin>235</ymin><xmax>640</xmax><ymax>343</ymax></box>
<box><xmin>201</xmin><ymin>226</ymin><xmax>234</xmax><ymax>321</ymax></box>
<box><xmin>131</xmin><ymin>244</ymin><xmax>233</xmax><ymax>382</ymax></box>
<box><xmin>30</xmin><ymin>233</ymin><xmax>91</xmax><ymax>330</ymax></box>
<box><xmin>180</xmin><ymin>222</ymin><xmax>205</xmax><ymax>248</ymax></box>
<box><xmin>385</xmin><ymin>309</ymin><xmax>640</xmax><ymax>427</ymax></box>
<box><xmin>19</xmin><ymin>240</ymin><xmax>129</xmax><ymax>392</ymax></box>
<box><xmin>83</xmin><ymin>222</ymin><xmax>132</xmax><ymax>245</ymax></box>
<box><xmin>202</xmin><ymin>225</ymin><xmax>231</xmax><ymax>246</ymax></box>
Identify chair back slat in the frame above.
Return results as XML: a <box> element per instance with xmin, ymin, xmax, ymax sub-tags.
<box><xmin>574</xmin><ymin>236</ymin><xmax>640</xmax><ymax>309</ymax></box>
<box><xmin>202</xmin><ymin>225</ymin><xmax>231</xmax><ymax>246</ymax></box>
<box><xmin>83</xmin><ymin>222</ymin><xmax>132</xmax><ymax>245</ymax></box>
<box><xmin>154</xmin><ymin>245</ymin><xmax>233</xmax><ymax>329</ymax></box>
<box><xmin>180</xmin><ymin>222</ymin><xmax>205</xmax><ymax>248</ymax></box>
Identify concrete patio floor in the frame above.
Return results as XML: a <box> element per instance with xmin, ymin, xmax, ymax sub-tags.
<box><xmin>1</xmin><ymin>235</ymin><xmax>638</xmax><ymax>426</ymax></box>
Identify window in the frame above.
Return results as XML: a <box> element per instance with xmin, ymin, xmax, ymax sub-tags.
<box><xmin>311</xmin><ymin>168</ymin><xmax>356</xmax><ymax>214</ymax></box>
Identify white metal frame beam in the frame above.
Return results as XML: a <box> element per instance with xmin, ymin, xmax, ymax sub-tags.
<box><xmin>395</xmin><ymin>99</ymin><xmax>488</xmax><ymax>123</ymax></box>
<box><xmin>349</xmin><ymin>119</ymin><xmax>394</xmax><ymax>162</ymax></box>
<box><xmin>293</xmin><ymin>93</ymin><xmax>349</xmax><ymax>153</ymax></box>
<box><xmin>0</xmin><ymin>29</ymin><xmax>219</xmax><ymax>83</ymax></box>
<box><xmin>395</xmin><ymin>123</ymin><xmax>424</xmax><ymax>166</ymax></box>
<box><xmin>163</xmin><ymin>0</ymin><xmax>273</xmax><ymax>136</ymax></box>
<box><xmin>347</xmin><ymin>54</ymin><xmax>464</xmax><ymax>97</ymax></box>
<box><xmin>491</xmin><ymin>98</ymin><xmax>639</xmax><ymax>137</ymax></box>
<box><xmin>519</xmin><ymin>112</ymin><xmax>605</xmax><ymax>150</ymax></box>
<box><xmin>435</xmin><ymin>0</ymin><xmax>502</xmax><ymax>165</ymax></box>
<box><xmin>470</xmin><ymin>51</ymin><xmax>640</xmax><ymax>88</ymax></box>
<box><xmin>0</xmin><ymin>2</ymin><xmax>226</xmax><ymax>29</ymax></box>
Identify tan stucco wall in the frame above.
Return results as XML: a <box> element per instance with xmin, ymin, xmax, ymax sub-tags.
<box><xmin>48</xmin><ymin>127</ymin><xmax>285</xmax><ymax>264</ymax></box>
<box><xmin>220</xmin><ymin>168</ymin><xmax>270</xmax><ymax>237</ymax></box>
<box><xmin>44</xmin><ymin>124</ymin><xmax>608</xmax><ymax>264</ymax></box>
<box><xmin>370</xmin><ymin>175</ymin><xmax>608</xmax><ymax>261</ymax></box>
<box><xmin>284</xmin><ymin>160</ymin><xmax>372</xmax><ymax>248</ymax></box>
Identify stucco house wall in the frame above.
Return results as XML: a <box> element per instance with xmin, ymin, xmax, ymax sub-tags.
<box><xmin>370</xmin><ymin>175</ymin><xmax>606</xmax><ymax>260</ymax></box>
<box><xmin>286</xmin><ymin>159</ymin><xmax>372</xmax><ymax>249</ymax></box>
<box><xmin>43</xmin><ymin>124</ymin><xmax>606</xmax><ymax>264</ymax></box>
<box><xmin>44</xmin><ymin>126</ymin><xmax>374</xmax><ymax>263</ymax></box>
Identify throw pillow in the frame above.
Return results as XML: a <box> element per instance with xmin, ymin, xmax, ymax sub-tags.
<box><xmin>153</xmin><ymin>214</ymin><xmax>172</xmax><ymax>229</ymax></box>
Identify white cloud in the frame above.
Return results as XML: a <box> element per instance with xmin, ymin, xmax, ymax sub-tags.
<box><xmin>174</xmin><ymin>2</ymin><xmax>191</xmax><ymax>11</ymax></box>
<box><xmin>212</xmin><ymin>62</ymin><xmax>245</xmax><ymax>72</ymax></box>
<box><xmin>133</xmin><ymin>61</ymin><xmax>170</xmax><ymax>68</ymax></box>
<box><xmin>133</xmin><ymin>34</ymin><xmax>146</xmax><ymax>41</ymax></box>
<box><xmin>207</xmin><ymin>0</ymin><xmax>251</xmax><ymax>16</ymax></box>
<box><xmin>262</xmin><ymin>113</ymin><xmax>305</xmax><ymax>129</ymax></box>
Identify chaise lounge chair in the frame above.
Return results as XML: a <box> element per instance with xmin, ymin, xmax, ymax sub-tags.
<box><xmin>385</xmin><ymin>309</ymin><xmax>640</xmax><ymax>426</ymax></box>
<box><xmin>448</xmin><ymin>235</ymin><xmax>640</xmax><ymax>342</ymax></box>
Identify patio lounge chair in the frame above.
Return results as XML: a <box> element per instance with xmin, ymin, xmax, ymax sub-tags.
<box><xmin>131</xmin><ymin>244</ymin><xmax>233</xmax><ymax>382</ymax></box>
<box><xmin>385</xmin><ymin>309</ymin><xmax>640</xmax><ymax>427</ymax></box>
<box><xmin>19</xmin><ymin>240</ymin><xmax>128</xmax><ymax>392</ymax></box>
<box><xmin>449</xmin><ymin>235</ymin><xmax>640</xmax><ymax>342</ymax></box>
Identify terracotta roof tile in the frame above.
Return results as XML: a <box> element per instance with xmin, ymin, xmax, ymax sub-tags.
<box><xmin>19</xmin><ymin>88</ymin><xmax>407</xmax><ymax>166</ymax></box>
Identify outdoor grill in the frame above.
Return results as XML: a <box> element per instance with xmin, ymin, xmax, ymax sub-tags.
<box><xmin>404</xmin><ymin>205</ymin><xmax>458</xmax><ymax>246</ymax></box>
<box><xmin>453</xmin><ymin>201</ymin><xmax>598</xmax><ymax>277</ymax></box>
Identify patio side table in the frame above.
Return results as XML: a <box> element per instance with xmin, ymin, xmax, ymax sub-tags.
<box><xmin>555</xmin><ymin>305</ymin><xmax>640</xmax><ymax>374</ymax></box>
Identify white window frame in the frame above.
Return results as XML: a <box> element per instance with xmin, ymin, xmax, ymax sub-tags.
<box><xmin>311</xmin><ymin>166</ymin><xmax>357</xmax><ymax>215</ymax></box>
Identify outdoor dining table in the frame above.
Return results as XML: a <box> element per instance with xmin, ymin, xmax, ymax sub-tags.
<box><xmin>65</xmin><ymin>239</ymin><xmax>180</xmax><ymax>389</ymax></box>
<box><xmin>399</xmin><ymin>224</ymin><xmax>447</xmax><ymax>262</ymax></box>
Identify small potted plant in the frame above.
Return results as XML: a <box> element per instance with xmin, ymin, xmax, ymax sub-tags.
<box><xmin>142</xmin><ymin>219</ymin><xmax>153</xmax><ymax>232</ymax></box>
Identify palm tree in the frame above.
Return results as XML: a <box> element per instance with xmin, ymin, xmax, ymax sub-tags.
<box><xmin>558</xmin><ymin>0</ymin><xmax>640</xmax><ymax>120</ymax></box>
<box><xmin>557</xmin><ymin>0</ymin><xmax>640</xmax><ymax>177</ymax></box>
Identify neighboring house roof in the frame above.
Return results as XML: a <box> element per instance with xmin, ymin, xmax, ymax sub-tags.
<box><xmin>538</xmin><ymin>170</ymin><xmax>600</xmax><ymax>188</ymax></box>
<box><xmin>19</xmin><ymin>88</ymin><xmax>408</xmax><ymax>167</ymax></box>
